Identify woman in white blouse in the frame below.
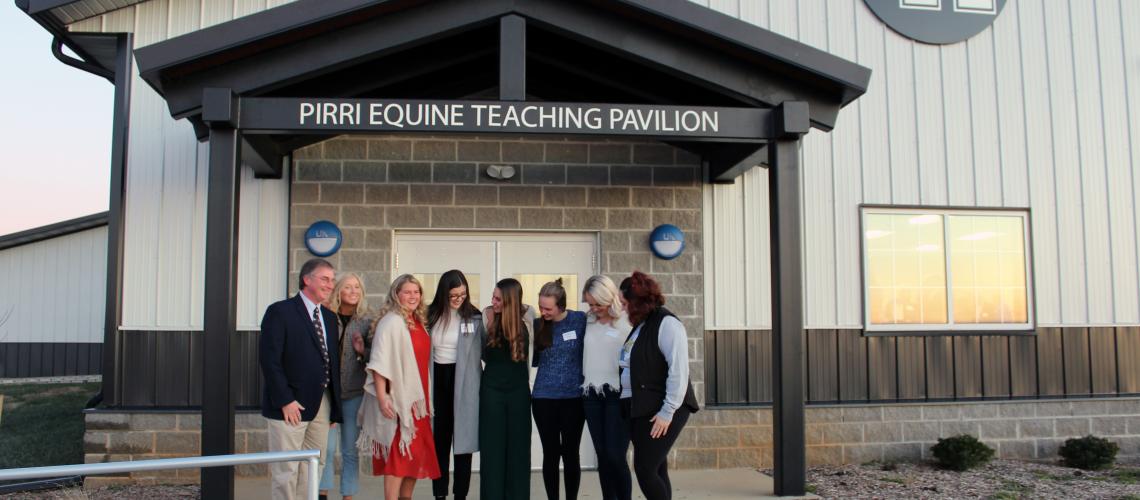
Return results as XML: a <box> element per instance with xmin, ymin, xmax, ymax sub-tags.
<box><xmin>580</xmin><ymin>275</ymin><xmax>633</xmax><ymax>500</ymax></box>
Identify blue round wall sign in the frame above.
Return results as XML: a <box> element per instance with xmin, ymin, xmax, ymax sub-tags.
<box><xmin>649</xmin><ymin>224</ymin><xmax>685</xmax><ymax>260</ymax></box>
<box><xmin>304</xmin><ymin>220</ymin><xmax>343</xmax><ymax>257</ymax></box>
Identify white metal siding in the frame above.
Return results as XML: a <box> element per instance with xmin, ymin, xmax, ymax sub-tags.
<box><xmin>0</xmin><ymin>228</ymin><xmax>107</xmax><ymax>343</ymax></box>
<box><xmin>67</xmin><ymin>0</ymin><xmax>1140</xmax><ymax>330</ymax></box>
<box><xmin>702</xmin><ymin>0</ymin><xmax>1140</xmax><ymax>329</ymax></box>
<box><xmin>72</xmin><ymin>0</ymin><xmax>290</xmax><ymax>331</ymax></box>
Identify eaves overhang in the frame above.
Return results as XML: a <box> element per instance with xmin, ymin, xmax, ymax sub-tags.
<box><xmin>131</xmin><ymin>0</ymin><xmax>871</xmax><ymax>132</ymax></box>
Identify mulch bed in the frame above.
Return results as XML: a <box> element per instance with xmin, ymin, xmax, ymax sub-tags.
<box><xmin>798</xmin><ymin>458</ymin><xmax>1140</xmax><ymax>499</ymax></box>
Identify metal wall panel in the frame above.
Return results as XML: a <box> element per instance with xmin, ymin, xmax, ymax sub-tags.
<box><xmin>896</xmin><ymin>337</ymin><xmax>925</xmax><ymax>400</ymax></box>
<box><xmin>1089</xmin><ymin>327</ymin><xmax>1118</xmax><ymax>395</ymax></box>
<box><xmin>75</xmin><ymin>0</ymin><xmax>288</xmax><ymax>332</ymax></box>
<box><xmin>866</xmin><ymin>336</ymin><xmax>895</xmax><ymax>400</ymax></box>
<box><xmin>953</xmin><ymin>337</ymin><xmax>982</xmax><ymax>398</ymax></box>
<box><xmin>992</xmin><ymin>0</ymin><xmax>1029</xmax><ymax>208</ymax></box>
<box><xmin>836</xmin><ymin>329</ymin><xmax>866</xmax><ymax>401</ymax></box>
<box><xmin>715</xmin><ymin>330</ymin><xmax>748</xmax><ymax>404</ymax></box>
<box><xmin>120</xmin><ymin>331</ymin><xmax>156</xmax><ymax>405</ymax></box>
<box><xmin>925</xmin><ymin>336</ymin><xmax>954</xmax><ymax>399</ymax></box>
<box><xmin>1070</xmin><ymin>2</ymin><xmax>1114</xmax><ymax>325</ymax></box>
<box><xmin>1062</xmin><ymin>327</ymin><xmax>1091</xmax><ymax>395</ymax></box>
<box><xmin>1017</xmin><ymin>0</ymin><xmax>1062</xmax><ymax>325</ymax></box>
<box><xmin>967</xmin><ymin>29</ymin><xmax>1002</xmax><ymax>207</ymax></box>
<box><xmin>155</xmin><ymin>331</ymin><xmax>191</xmax><ymax>406</ymax></box>
<box><xmin>1009</xmin><ymin>334</ymin><xmax>1038</xmax><ymax>397</ymax></box>
<box><xmin>1044</xmin><ymin>0</ymin><xmax>1089</xmax><ymax>325</ymax></box>
<box><xmin>1097</xmin><ymin>0</ymin><xmax>1140</xmax><ymax>325</ymax></box>
<box><xmin>746</xmin><ymin>330</ymin><xmax>772</xmax><ymax>403</ymax></box>
<box><xmin>807</xmin><ymin>330</ymin><xmax>838</xmax><ymax>402</ymax></box>
<box><xmin>1118</xmin><ymin>327</ymin><xmax>1140</xmax><ymax>394</ymax></box>
<box><xmin>981</xmin><ymin>336</ymin><xmax>1010</xmax><ymax>398</ymax></box>
<box><xmin>1037</xmin><ymin>327</ymin><xmax>1065</xmax><ymax>396</ymax></box>
<box><xmin>0</xmin><ymin>228</ymin><xmax>107</xmax><ymax>344</ymax></box>
<box><xmin>699</xmin><ymin>0</ymin><xmax>1140</xmax><ymax>329</ymax></box>
<box><xmin>0</xmin><ymin>344</ymin><xmax>102</xmax><ymax>378</ymax></box>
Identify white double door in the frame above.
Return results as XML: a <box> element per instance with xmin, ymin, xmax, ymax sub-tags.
<box><xmin>394</xmin><ymin>231</ymin><xmax>599</xmax><ymax>470</ymax></box>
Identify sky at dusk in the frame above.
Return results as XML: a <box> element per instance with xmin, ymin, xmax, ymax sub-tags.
<box><xmin>0</xmin><ymin>5</ymin><xmax>113</xmax><ymax>236</ymax></box>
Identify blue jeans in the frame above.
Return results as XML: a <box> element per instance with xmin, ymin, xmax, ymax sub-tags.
<box><xmin>584</xmin><ymin>387</ymin><xmax>632</xmax><ymax>500</ymax></box>
<box><xmin>319</xmin><ymin>396</ymin><xmax>362</xmax><ymax>496</ymax></box>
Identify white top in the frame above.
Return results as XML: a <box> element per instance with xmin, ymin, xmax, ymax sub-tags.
<box><xmin>582</xmin><ymin>314</ymin><xmax>631</xmax><ymax>394</ymax></box>
<box><xmin>432</xmin><ymin>309</ymin><xmax>461</xmax><ymax>364</ymax></box>
<box><xmin>618</xmin><ymin>315</ymin><xmax>689</xmax><ymax>421</ymax></box>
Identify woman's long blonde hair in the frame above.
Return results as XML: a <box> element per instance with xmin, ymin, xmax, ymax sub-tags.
<box><xmin>375</xmin><ymin>274</ymin><xmax>427</xmax><ymax>331</ymax></box>
<box><xmin>330</xmin><ymin>273</ymin><xmax>368</xmax><ymax>318</ymax></box>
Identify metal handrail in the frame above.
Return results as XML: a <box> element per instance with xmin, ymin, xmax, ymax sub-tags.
<box><xmin>0</xmin><ymin>449</ymin><xmax>321</xmax><ymax>499</ymax></box>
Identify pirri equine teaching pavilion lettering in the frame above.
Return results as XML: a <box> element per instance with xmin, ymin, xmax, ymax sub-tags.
<box><xmin>299</xmin><ymin>101</ymin><xmax>718</xmax><ymax>132</ymax></box>
<box><xmin>238</xmin><ymin>98</ymin><xmax>772</xmax><ymax>139</ymax></box>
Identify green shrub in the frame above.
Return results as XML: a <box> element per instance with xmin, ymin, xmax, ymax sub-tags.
<box><xmin>930</xmin><ymin>434</ymin><xmax>995</xmax><ymax>471</ymax></box>
<box><xmin>1058</xmin><ymin>435</ymin><xmax>1119</xmax><ymax>471</ymax></box>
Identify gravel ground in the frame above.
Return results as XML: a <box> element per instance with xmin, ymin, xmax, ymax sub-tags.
<box><xmin>0</xmin><ymin>484</ymin><xmax>198</xmax><ymax>499</ymax></box>
<box><xmin>798</xmin><ymin>458</ymin><xmax>1140</xmax><ymax>499</ymax></box>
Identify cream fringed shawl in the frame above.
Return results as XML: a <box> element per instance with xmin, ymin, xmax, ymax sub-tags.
<box><xmin>356</xmin><ymin>312</ymin><xmax>429</xmax><ymax>462</ymax></box>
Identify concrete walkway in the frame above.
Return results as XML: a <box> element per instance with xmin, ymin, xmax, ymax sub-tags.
<box><xmin>235</xmin><ymin>469</ymin><xmax>817</xmax><ymax>499</ymax></box>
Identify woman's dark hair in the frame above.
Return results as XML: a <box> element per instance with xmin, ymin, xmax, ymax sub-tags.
<box><xmin>488</xmin><ymin>278</ymin><xmax>527</xmax><ymax>362</ymax></box>
<box><xmin>534</xmin><ymin>278</ymin><xmax>567</xmax><ymax>354</ymax></box>
<box><xmin>427</xmin><ymin>269</ymin><xmax>479</xmax><ymax>333</ymax></box>
<box><xmin>620</xmin><ymin>271</ymin><xmax>665</xmax><ymax>326</ymax></box>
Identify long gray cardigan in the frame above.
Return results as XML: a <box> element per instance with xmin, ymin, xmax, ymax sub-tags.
<box><xmin>431</xmin><ymin>311</ymin><xmax>486</xmax><ymax>455</ymax></box>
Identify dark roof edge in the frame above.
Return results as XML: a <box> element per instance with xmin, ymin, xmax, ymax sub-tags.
<box><xmin>24</xmin><ymin>0</ymin><xmax>79</xmax><ymax>15</ymax></box>
<box><xmin>613</xmin><ymin>0</ymin><xmax>871</xmax><ymax>105</ymax></box>
<box><xmin>0</xmin><ymin>212</ymin><xmax>109</xmax><ymax>251</ymax></box>
<box><xmin>15</xmin><ymin>0</ymin><xmax>118</xmax><ymax>81</ymax></box>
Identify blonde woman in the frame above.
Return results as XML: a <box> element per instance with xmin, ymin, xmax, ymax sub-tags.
<box><xmin>319</xmin><ymin>273</ymin><xmax>372</xmax><ymax>500</ymax></box>
<box><xmin>358</xmin><ymin>274</ymin><xmax>440</xmax><ymax>500</ymax></box>
<box><xmin>580</xmin><ymin>275</ymin><xmax>633</xmax><ymax>500</ymax></box>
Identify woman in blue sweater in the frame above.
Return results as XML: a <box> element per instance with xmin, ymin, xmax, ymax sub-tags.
<box><xmin>531</xmin><ymin>278</ymin><xmax>588</xmax><ymax>500</ymax></box>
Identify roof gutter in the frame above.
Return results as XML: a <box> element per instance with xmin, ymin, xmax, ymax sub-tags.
<box><xmin>14</xmin><ymin>0</ymin><xmax>116</xmax><ymax>82</ymax></box>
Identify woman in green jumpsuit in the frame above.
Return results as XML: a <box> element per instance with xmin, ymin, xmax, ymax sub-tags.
<box><xmin>480</xmin><ymin>278</ymin><xmax>534</xmax><ymax>500</ymax></box>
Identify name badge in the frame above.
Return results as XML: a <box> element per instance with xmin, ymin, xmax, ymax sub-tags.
<box><xmin>605</xmin><ymin>328</ymin><xmax>620</xmax><ymax>339</ymax></box>
<box><xmin>562</xmin><ymin>331</ymin><xmax>577</xmax><ymax>341</ymax></box>
<box><xmin>460</xmin><ymin>321</ymin><xmax>473</xmax><ymax>336</ymax></box>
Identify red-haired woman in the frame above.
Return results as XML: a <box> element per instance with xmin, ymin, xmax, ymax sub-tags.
<box><xmin>617</xmin><ymin>271</ymin><xmax>699</xmax><ymax>500</ymax></box>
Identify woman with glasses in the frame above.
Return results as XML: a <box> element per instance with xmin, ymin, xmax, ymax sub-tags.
<box><xmin>426</xmin><ymin>270</ymin><xmax>485</xmax><ymax>500</ymax></box>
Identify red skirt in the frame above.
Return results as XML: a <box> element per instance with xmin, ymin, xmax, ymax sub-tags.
<box><xmin>372</xmin><ymin>414</ymin><xmax>440</xmax><ymax>479</ymax></box>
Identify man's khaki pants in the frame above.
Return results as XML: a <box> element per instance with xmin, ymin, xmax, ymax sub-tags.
<box><xmin>267</xmin><ymin>392</ymin><xmax>331</xmax><ymax>500</ymax></box>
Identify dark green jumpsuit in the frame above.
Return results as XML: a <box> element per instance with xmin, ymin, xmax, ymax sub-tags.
<box><xmin>480</xmin><ymin>333</ymin><xmax>531</xmax><ymax>500</ymax></box>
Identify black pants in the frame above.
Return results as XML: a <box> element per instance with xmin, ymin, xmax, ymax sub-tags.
<box><xmin>432</xmin><ymin>363</ymin><xmax>472</xmax><ymax>499</ymax></box>
<box><xmin>532</xmin><ymin>397</ymin><xmax>586</xmax><ymax>500</ymax></box>
<box><xmin>583</xmin><ymin>388</ymin><xmax>631</xmax><ymax>500</ymax></box>
<box><xmin>624</xmin><ymin>399</ymin><xmax>690</xmax><ymax>500</ymax></box>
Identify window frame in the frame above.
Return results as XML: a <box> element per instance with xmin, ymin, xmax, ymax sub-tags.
<box><xmin>859</xmin><ymin>205</ymin><xmax>1036</xmax><ymax>335</ymax></box>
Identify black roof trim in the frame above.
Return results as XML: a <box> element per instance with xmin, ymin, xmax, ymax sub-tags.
<box><xmin>0</xmin><ymin>212</ymin><xmax>109</xmax><ymax>251</ymax></box>
<box><xmin>16</xmin><ymin>0</ymin><xmax>124</xmax><ymax>81</ymax></box>
<box><xmin>133</xmin><ymin>0</ymin><xmax>870</xmax><ymax>130</ymax></box>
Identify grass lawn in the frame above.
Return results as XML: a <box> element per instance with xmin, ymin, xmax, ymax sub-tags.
<box><xmin>0</xmin><ymin>383</ymin><xmax>100</xmax><ymax>473</ymax></box>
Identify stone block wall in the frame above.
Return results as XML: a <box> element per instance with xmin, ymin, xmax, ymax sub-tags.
<box><xmin>82</xmin><ymin>411</ymin><xmax>269</xmax><ymax>486</ymax></box>
<box><xmin>286</xmin><ymin>134</ymin><xmax>707</xmax><ymax>400</ymax></box>
<box><xmin>673</xmin><ymin>398</ymin><xmax>1140</xmax><ymax>468</ymax></box>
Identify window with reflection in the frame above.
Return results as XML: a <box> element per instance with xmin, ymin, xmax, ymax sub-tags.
<box><xmin>862</xmin><ymin>208</ymin><xmax>1032</xmax><ymax>332</ymax></box>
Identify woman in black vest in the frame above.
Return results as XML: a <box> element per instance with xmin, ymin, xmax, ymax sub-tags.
<box><xmin>617</xmin><ymin>272</ymin><xmax>699</xmax><ymax>500</ymax></box>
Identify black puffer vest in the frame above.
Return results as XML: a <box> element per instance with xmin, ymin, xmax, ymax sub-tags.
<box><xmin>627</xmin><ymin>307</ymin><xmax>700</xmax><ymax>419</ymax></box>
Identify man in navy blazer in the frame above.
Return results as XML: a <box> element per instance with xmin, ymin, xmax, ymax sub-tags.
<box><xmin>260</xmin><ymin>257</ymin><xmax>343</xmax><ymax>500</ymax></box>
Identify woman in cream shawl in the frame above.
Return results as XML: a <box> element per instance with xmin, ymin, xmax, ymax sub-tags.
<box><xmin>357</xmin><ymin>274</ymin><xmax>440</xmax><ymax>500</ymax></box>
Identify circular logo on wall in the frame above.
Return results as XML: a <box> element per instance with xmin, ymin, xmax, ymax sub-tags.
<box><xmin>864</xmin><ymin>0</ymin><xmax>1007</xmax><ymax>45</ymax></box>
<box><xmin>304</xmin><ymin>220</ymin><xmax>342</xmax><ymax>257</ymax></box>
<box><xmin>649</xmin><ymin>224</ymin><xmax>685</xmax><ymax>260</ymax></box>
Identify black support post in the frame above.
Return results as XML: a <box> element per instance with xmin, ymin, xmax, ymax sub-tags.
<box><xmin>101</xmin><ymin>33</ymin><xmax>133</xmax><ymax>406</ymax></box>
<box><xmin>769</xmin><ymin>101</ymin><xmax>809</xmax><ymax>496</ymax></box>
<box><xmin>499</xmin><ymin>14</ymin><xmax>526</xmax><ymax>101</ymax></box>
<box><xmin>201</xmin><ymin>88</ymin><xmax>241</xmax><ymax>500</ymax></box>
